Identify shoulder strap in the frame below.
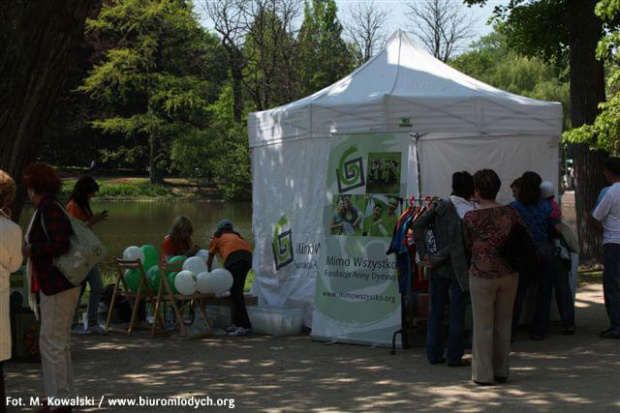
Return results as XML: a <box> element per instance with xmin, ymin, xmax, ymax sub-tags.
<box><xmin>38</xmin><ymin>201</ymin><xmax>72</xmax><ymax>242</ymax></box>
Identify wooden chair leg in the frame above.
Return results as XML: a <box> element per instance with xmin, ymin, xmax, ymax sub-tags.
<box><xmin>105</xmin><ymin>274</ymin><xmax>121</xmax><ymax>330</ymax></box>
<box><xmin>173</xmin><ymin>298</ymin><xmax>186</xmax><ymax>336</ymax></box>
<box><xmin>151</xmin><ymin>278</ymin><xmax>165</xmax><ymax>337</ymax></box>
<box><xmin>128</xmin><ymin>278</ymin><xmax>144</xmax><ymax>336</ymax></box>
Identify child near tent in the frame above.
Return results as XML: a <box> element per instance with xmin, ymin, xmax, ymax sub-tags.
<box><xmin>207</xmin><ymin>220</ymin><xmax>253</xmax><ymax>337</ymax></box>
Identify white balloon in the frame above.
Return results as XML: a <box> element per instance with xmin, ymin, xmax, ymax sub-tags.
<box><xmin>211</xmin><ymin>268</ymin><xmax>234</xmax><ymax>294</ymax></box>
<box><xmin>195</xmin><ymin>249</ymin><xmax>209</xmax><ymax>262</ymax></box>
<box><xmin>174</xmin><ymin>270</ymin><xmax>197</xmax><ymax>295</ymax></box>
<box><xmin>195</xmin><ymin>249</ymin><xmax>220</xmax><ymax>269</ymax></box>
<box><xmin>211</xmin><ymin>255</ymin><xmax>220</xmax><ymax>269</ymax></box>
<box><xmin>182</xmin><ymin>256</ymin><xmax>208</xmax><ymax>275</ymax></box>
<box><xmin>196</xmin><ymin>271</ymin><xmax>219</xmax><ymax>294</ymax></box>
<box><xmin>123</xmin><ymin>246</ymin><xmax>145</xmax><ymax>263</ymax></box>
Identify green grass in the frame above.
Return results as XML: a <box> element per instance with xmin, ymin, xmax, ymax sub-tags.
<box><xmin>244</xmin><ymin>270</ymin><xmax>255</xmax><ymax>293</ymax></box>
<box><xmin>61</xmin><ymin>178</ymin><xmax>174</xmax><ymax>200</ymax></box>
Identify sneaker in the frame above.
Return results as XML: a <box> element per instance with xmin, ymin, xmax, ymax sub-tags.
<box><xmin>224</xmin><ymin>325</ymin><xmax>239</xmax><ymax>333</ymax></box>
<box><xmin>228</xmin><ymin>327</ymin><xmax>252</xmax><ymax>337</ymax></box>
<box><xmin>87</xmin><ymin>324</ymin><xmax>108</xmax><ymax>335</ymax></box>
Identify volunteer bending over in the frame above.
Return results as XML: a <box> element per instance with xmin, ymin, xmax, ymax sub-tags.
<box><xmin>208</xmin><ymin>220</ymin><xmax>253</xmax><ymax>337</ymax></box>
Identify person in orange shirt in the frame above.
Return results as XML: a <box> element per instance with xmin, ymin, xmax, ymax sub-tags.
<box><xmin>67</xmin><ymin>176</ymin><xmax>108</xmax><ymax>335</ymax></box>
<box><xmin>161</xmin><ymin>216</ymin><xmax>199</xmax><ymax>262</ymax></box>
<box><xmin>208</xmin><ymin>219</ymin><xmax>253</xmax><ymax>336</ymax></box>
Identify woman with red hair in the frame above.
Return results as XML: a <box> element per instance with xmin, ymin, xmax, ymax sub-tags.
<box><xmin>22</xmin><ymin>163</ymin><xmax>79</xmax><ymax>413</ymax></box>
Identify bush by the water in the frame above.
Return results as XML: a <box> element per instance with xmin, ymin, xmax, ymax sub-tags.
<box><xmin>62</xmin><ymin>179</ymin><xmax>172</xmax><ymax>199</ymax></box>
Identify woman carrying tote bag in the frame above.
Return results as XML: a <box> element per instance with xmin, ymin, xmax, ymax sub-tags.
<box><xmin>22</xmin><ymin>163</ymin><xmax>80</xmax><ymax>413</ymax></box>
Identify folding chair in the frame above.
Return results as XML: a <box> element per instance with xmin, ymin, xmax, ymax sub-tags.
<box><xmin>105</xmin><ymin>257</ymin><xmax>163</xmax><ymax>336</ymax></box>
<box><xmin>151</xmin><ymin>259</ymin><xmax>216</xmax><ymax>338</ymax></box>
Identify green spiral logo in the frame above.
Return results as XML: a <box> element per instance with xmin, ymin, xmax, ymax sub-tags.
<box><xmin>272</xmin><ymin>215</ymin><xmax>294</xmax><ymax>270</ymax></box>
<box><xmin>337</xmin><ymin>145</ymin><xmax>365</xmax><ymax>193</ymax></box>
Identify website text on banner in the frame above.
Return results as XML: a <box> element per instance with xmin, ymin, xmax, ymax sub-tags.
<box><xmin>311</xmin><ymin>133</ymin><xmax>409</xmax><ymax>346</ymax></box>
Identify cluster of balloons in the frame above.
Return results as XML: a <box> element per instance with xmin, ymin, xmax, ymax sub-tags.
<box><xmin>123</xmin><ymin>245</ymin><xmax>160</xmax><ymax>294</ymax></box>
<box><xmin>173</xmin><ymin>256</ymin><xmax>234</xmax><ymax>296</ymax></box>
<box><xmin>122</xmin><ymin>246</ymin><xmax>232</xmax><ymax>296</ymax></box>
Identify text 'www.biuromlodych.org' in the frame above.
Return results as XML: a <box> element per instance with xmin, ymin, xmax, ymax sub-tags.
<box><xmin>6</xmin><ymin>395</ymin><xmax>236</xmax><ymax>409</ymax></box>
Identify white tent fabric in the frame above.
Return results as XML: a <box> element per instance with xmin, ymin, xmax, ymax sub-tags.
<box><xmin>248</xmin><ymin>31</ymin><xmax>563</xmax><ymax>323</ymax></box>
<box><xmin>249</xmin><ymin>30</ymin><xmax>562</xmax><ymax>147</ymax></box>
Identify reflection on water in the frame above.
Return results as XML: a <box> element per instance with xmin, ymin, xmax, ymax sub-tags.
<box><xmin>19</xmin><ymin>201</ymin><xmax>253</xmax><ymax>262</ymax></box>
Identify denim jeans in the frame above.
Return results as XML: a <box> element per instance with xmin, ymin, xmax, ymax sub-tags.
<box><xmin>427</xmin><ymin>273</ymin><xmax>467</xmax><ymax>365</ymax></box>
<box><xmin>603</xmin><ymin>243</ymin><xmax>620</xmax><ymax>333</ymax></box>
<box><xmin>72</xmin><ymin>265</ymin><xmax>105</xmax><ymax>328</ymax></box>
<box><xmin>531</xmin><ymin>247</ymin><xmax>575</xmax><ymax>336</ymax></box>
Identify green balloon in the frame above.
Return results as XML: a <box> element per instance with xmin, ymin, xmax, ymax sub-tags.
<box><xmin>125</xmin><ymin>269</ymin><xmax>146</xmax><ymax>294</ymax></box>
<box><xmin>147</xmin><ymin>265</ymin><xmax>161</xmax><ymax>294</ymax></box>
<box><xmin>141</xmin><ymin>245</ymin><xmax>160</xmax><ymax>270</ymax></box>
<box><xmin>166</xmin><ymin>255</ymin><xmax>186</xmax><ymax>275</ymax></box>
<box><xmin>167</xmin><ymin>272</ymin><xmax>180</xmax><ymax>294</ymax></box>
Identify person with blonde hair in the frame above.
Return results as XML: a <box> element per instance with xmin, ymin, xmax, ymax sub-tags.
<box><xmin>0</xmin><ymin>170</ymin><xmax>23</xmax><ymax>411</ymax></box>
<box><xmin>161</xmin><ymin>215</ymin><xmax>199</xmax><ymax>261</ymax></box>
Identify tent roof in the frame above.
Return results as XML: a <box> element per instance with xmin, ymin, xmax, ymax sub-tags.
<box><xmin>248</xmin><ymin>30</ymin><xmax>562</xmax><ymax>148</ymax></box>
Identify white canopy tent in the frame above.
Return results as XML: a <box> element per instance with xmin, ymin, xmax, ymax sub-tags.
<box><xmin>248</xmin><ymin>30</ymin><xmax>562</xmax><ymax>322</ymax></box>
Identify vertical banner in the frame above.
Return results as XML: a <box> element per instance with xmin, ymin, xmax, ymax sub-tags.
<box><xmin>311</xmin><ymin>133</ymin><xmax>409</xmax><ymax>346</ymax></box>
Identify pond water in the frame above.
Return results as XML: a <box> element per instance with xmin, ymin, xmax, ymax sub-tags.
<box><xmin>19</xmin><ymin>201</ymin><xmax>253</xmax><ymax>265</ymax></box>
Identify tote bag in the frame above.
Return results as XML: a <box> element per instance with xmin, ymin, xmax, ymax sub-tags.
<box><xmin>40</xmin><ymin>203</ymin><xmax>108</xmax><ymax>286</ymax></box>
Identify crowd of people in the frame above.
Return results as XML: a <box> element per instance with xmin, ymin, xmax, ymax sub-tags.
<box><xmin>0</xmin><ymin>163</ymin><xmax>254</xmax><ymax>412</ymax></box>
<box><xmin>0</xmin><ymin>158</ymin><xmax>617</xmax><ymax>409</ymax></box>
<box><xmin>412</xmin><ymin>158</ymin><xmax>619</xmax><ymax>386</ymax></box>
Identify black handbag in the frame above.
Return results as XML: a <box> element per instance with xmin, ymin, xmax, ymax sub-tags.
<box><xmin>499</xmin><ymin>223</ymin><xmax>537</xmax><ymax>273</ymax></box>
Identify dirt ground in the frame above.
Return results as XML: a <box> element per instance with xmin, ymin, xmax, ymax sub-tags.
<box><xmin>4</xmin><ymin>282</ymin><xmax>619</xmax><ymax>413</ymax></box>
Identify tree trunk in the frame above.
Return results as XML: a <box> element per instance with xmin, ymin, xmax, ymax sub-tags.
<box><xmin>149</xmin><ymin>135</ymin><xmax>164</xmax><ymax>185</ymax></box>
<box><xmin>0</xmin><ymin>0</ymin><xmax>93</xmax><ymax>221</ymax></box>
<box><xmin>231</xmin><ymin>50</ymin><xmax>245</xmax><ymax>123</ymax></box>
<box><xmin>567</xmin><ymin>0</ymin><xmax>608</xmax><ymax>261</ymax></box>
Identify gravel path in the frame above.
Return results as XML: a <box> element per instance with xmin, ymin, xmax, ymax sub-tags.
<box><xmin>5</xmin><ymin>283</ymin><xmax>619</xmax><ymax>412</ymax></box>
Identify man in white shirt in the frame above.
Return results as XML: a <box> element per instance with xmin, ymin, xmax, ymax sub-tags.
<box><xmin>593</xmin><ymin>157</ymin><xmax>620</xmax><ymax>339</ymax></box>
<box><xmin>449</xmin><ymin>172</ymin><xmax>475</xmax><ymax>219</ymax></box>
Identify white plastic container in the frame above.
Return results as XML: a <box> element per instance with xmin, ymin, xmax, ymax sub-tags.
<box><xmin>247</xmin><ymin>306</ymin><xmax>304</xmax><ymax>337</ymax></box>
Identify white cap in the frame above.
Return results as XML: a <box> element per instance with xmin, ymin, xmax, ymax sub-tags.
<box><xmin>540</xmin><ymin>181</ymin><xmax>554</xmax><ymax>199</ymax></box>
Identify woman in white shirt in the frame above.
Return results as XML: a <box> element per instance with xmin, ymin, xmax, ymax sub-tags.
<box><xmin>0</xmin><ymin>170</ymin><xmax>23</xmax><ymax>410</ymax></box>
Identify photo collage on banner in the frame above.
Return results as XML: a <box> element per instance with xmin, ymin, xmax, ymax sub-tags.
<box><xmin>312</xmin><ymin>133</ymin><xmax>408</xmax><ymax>346</ymax></box>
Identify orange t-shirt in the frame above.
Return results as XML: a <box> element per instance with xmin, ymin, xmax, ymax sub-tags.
<box><xmin>208</xmin><ymin>233</ymin><xmax>252</xmax><ymax>264</ymax></box>
<box><xmin>67</xmin><ymin>200</ymin><xmax>92</xmax><ymax>223</ymax></box>
<box><xmin>161</xmin><ymin>235</ymin><xmax>189</xmax><ymax>259</ymax></box>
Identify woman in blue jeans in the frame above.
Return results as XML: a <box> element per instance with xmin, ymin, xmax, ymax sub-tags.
<box><xmin>68</xmin><ymin>176</ymin><xmax>109</xmax><ymax>334</ymax></box>
<box><xmin>510</xmin><ymin>172</ymin><xmax>575</xmax><ymax>340</ymax></box>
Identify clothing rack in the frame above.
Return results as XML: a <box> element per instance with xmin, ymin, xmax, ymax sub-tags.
<box><xmin>388</xmin><ymin>195</ymin><xmax>437</xmax><ymax>354</ymax></box>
